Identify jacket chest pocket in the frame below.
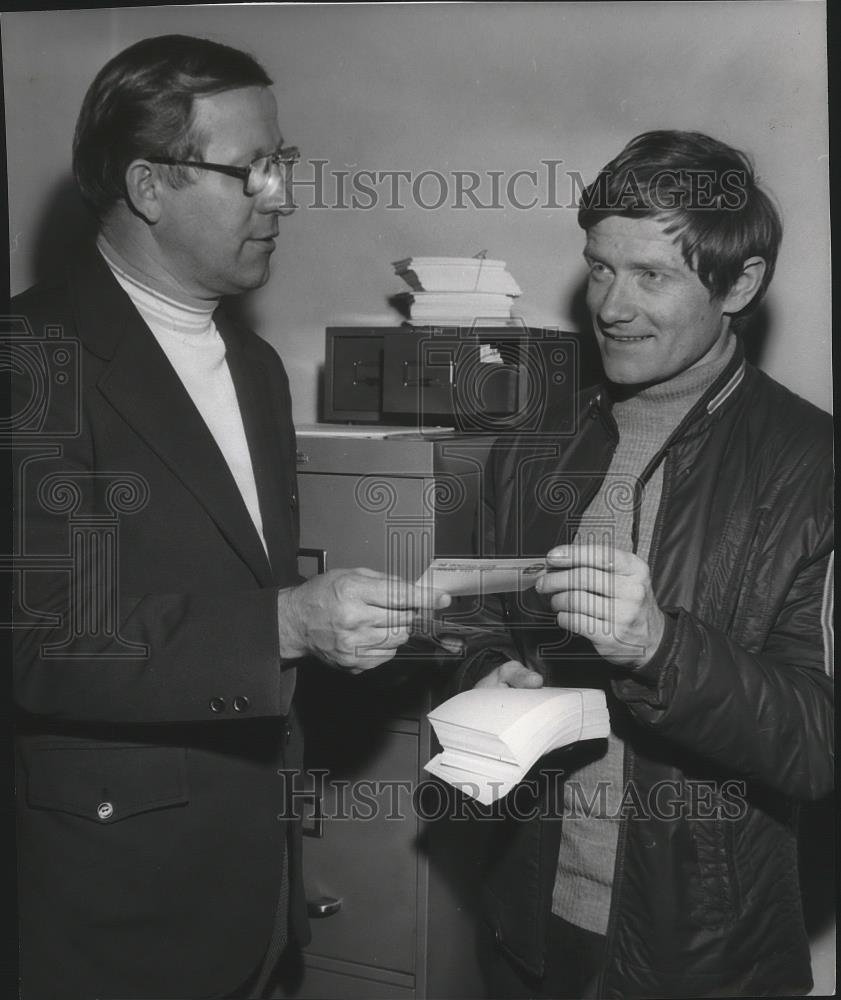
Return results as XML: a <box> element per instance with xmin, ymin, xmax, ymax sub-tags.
<box><xmin>25</xmin><ymin>744</ymin><xmax>188</xmax><ymax>824</ymax></box>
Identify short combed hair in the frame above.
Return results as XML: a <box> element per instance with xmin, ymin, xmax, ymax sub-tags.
<box><xmin>73</xmin><ymin>34</ymin><xmax>272</xmax><ymax>216</ymax></box>
<box><xmin>577</xmin><ymin>130</ymin><xmax>783</xmax><ymax>322</ymax></box>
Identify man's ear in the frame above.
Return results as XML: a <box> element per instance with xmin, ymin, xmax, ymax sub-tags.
<box><xmin>124</xmin><ymin>160</ymin><xmax>163</xmax><ymax>223</ymax></box>
<box><xmin>721</xmin><ymin>256</ymin><xmax>767</xmax><ymax>315</ymax></box>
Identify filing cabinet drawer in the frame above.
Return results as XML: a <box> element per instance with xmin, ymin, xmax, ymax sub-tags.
<box><xmin>382</xmin><ymin>332</ymin><xmax>520</xmax><ymax>421</ymax></box>
<box><xmin>327</xmin><ymin>332</ymin><xmax>383</xmax><ymax>421</ymax></box>
<box><xmin>301</xmin><ymin>728</ymin><xmax>419</xmax><ymax>973</ymax></box>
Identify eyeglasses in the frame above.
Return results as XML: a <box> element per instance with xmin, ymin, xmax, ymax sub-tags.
<box><xmin>148</xmin><ymin>146</ymin><xmax>301</xmax><ymax>199</ymax></box>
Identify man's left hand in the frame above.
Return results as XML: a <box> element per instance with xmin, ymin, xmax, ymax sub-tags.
<box><xmin>536</xmin><ymin>543</ymin><xmax>665</xmax><ymax>668</ymax></box>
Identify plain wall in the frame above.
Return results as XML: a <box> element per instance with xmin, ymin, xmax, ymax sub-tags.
<box><xmin>2</xmin><ymin>2</ymin><xmax>832</xmax><ymax>420</ymax></box>
<box><xmin>2</xmin><ymin>4</ymin><xmax>833</xmax><ymax>995</ymax></box>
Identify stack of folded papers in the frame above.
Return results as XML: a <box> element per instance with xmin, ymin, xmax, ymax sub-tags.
<box><xmin>425</xmin><ymin>687</ymin><xmax>610</xmax><ymax>805</ymax></box>
<box><xmin>392</xmin><ymin>256</ymin><xmax>521</xmax><ymax>324</ymax></box>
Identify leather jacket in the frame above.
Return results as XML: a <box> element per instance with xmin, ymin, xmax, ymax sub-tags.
<box><xmin>452</xmin><ymin>340</ymin><xmax>834</xmax><ymax>997</ymax></box>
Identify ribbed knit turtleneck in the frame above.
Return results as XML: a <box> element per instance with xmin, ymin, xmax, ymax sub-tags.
<box><xmin>607</xmin><ymin>338</ymin><xmax>736</xmax><ymax>559</ymax></box>
<box><xmin>97</xmin><ymin>235</ymin><xmax>267</xmax><ymax>555</ymax></box>
<box><xmin>552</xmin><ymin>336</ymin><xmax>736</xmax><ymax>936</ymax></box>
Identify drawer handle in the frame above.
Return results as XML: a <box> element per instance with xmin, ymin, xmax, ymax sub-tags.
<box><xmin>307</xmin><ymin>895</ymin><xmax>343</xmax><ymax>918</ymax></box>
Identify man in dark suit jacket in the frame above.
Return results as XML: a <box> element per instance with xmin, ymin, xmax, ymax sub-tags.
<box><xmin>10</xmin><ymin>34</ymin><xmax>447</xmax><ymax>1000</ymax></box>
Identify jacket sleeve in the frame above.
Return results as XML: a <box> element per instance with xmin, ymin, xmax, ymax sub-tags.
<box><xmin>611</xmin><ymin>458</ymin><xmax>834</xmax><ymax>802</ymax></box>
<box><xmin>11</xmin><ymin>328</ymin><xmax>296</xmax><ymax>726</ymax></box>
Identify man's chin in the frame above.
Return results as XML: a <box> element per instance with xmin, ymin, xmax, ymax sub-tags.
<box><xmin>603</xmin><ymin>367</ymin><xmax>646</xmax><ymax>387</ymax></box>
<box><xmin>225</xmin><ymin>265</ymin><xmax>272</xmax><ymax>297</ymax></box>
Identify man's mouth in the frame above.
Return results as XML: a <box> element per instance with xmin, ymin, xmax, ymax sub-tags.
<box><xmin>602</xmin><ymin>332</ymin><xmax>652</xmax><ymax>343</ymax></box>
<box><xmin>249</xmin><ymin>235</ymin><xmax>277</xmax><ymax>250</ymax></box>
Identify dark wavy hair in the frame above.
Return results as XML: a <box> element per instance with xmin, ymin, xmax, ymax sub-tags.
<box><xmin>577</xmin><ymin>130</ymin><xmax>783</xmax><ymax>325</ymax></box>
<box><xmin>73</xmin><ymin>34</ymin><xmax>272</xmax><ymax>217</ymax></box>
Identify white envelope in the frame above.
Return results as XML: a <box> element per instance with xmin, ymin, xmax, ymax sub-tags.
<box><xmin>416</xmin><ymin>557</ymin><xmax>546</xmax><ymax>597</ymax></box>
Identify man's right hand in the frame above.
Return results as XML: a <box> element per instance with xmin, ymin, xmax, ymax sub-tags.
<box><xmin>475</xmin><ymin>659</ymin><xmax>544</xmax><ymax>688</ymax></box>
<box><xmin>277</xmin><ymin>568</ymin><xmax>451</xmax><ymax>672</ymax></box>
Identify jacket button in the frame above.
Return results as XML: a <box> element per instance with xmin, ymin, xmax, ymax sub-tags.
<box><xmin>233</xmin><ymin>695</ymin><xmax>250</xmax><ymax>713</ymax></box>
<box><xmin>97</xmin><ymin>801</ymin><xmax>114</xmax><ymax>821</ymax></box>
<box><xmin>210</xmin><ymin>697</ymin><xmax>226</xmax><ymax>713</ymax></box>
<box><xmin>290</xmin><ymin>492</ymin><xmax>298</xmax><ymax>512</ymax></box>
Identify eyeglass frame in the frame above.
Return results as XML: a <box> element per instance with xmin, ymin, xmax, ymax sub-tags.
<box><xmin>146</xmin><ymin>145</ymin><xmax>301</xmax><ymax>197</ymax></box>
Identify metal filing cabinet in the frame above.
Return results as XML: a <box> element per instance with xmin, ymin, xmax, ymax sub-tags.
<box><xmin>278</xmin><ymin>428</ymin><xmax>494</xmax><ymax>999</ymax></box>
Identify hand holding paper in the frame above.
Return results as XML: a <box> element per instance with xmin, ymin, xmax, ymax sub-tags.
<box><xmin>475</xmin><ymin>660</ymin><xmax>544</xmax><ymax>689</ymax></box>
<box><xmin>278</xmin><ymin>568</ymin><xmax>451</xmax><ymax>672</ymax></box>
<box><xmin>536</xmin><ymin>543</ymin><xmax>665</xmax><ymax>667</ymax></box>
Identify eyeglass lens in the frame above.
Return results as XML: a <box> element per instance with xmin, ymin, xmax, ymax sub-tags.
<box><xmin>245</xmin><ymin>153</ymin><xmax>298</xmax><ymax>198</ymax></box>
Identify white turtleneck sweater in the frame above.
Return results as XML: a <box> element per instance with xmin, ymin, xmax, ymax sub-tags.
<box><xmin>97</xmin><ymin>236</ymin><xmax>267</xmax><ymax>556</ymax></box>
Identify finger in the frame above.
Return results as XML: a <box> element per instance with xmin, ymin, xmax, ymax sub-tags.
<box><xmin>354</xmin><ymin>576</ymin><xmax>451</xmax><ymax>611</ymax></box>
<box><xmin>352</xmin><ymin>607</ymin><xmax>417</xmax><ymax>630</ymax></box>
<box><xmin>341</xmin><ymin>626</ymin><xmax>413</xmax><ymax>654</ymax></box>
<box><xmin>555</xmin><ymin>609</ymin><xmax>613</xmax><ymax>639</ymax></box>
<box><xmin>546</xmin><ymin>543</ymin><xmax>638</xmax><ymax>575</ymax></box>
<box><xmin>537</xmin><ymin>567</ymin><xmax>616</xmax><ymax>597</ymax></box>
<box><xmin>342</xmin><ymin>647</ymin><xmax>401</xmax><ymax>672</ymax></box>
<box><xmin>409</xmin><ymin>584</ymin><xmax>452</xmax><ymax>610</ymax></box>
<box><xmin>328</xmin><ymin>608</ymin><xmax>416</xmax><ymax>641</ymax></box>
<box><xmin>550</xmin><ymin>590</ymin><xmax>614</xmax><ymax>622</ymax></box>
<box><xmin>499</xmin><ymin>662</ymin><xmax>544</xmax><ymax>688</ymax></box>
<box><xmin>474</xmin><ymin>659</ymin><xmax>522</xmax><ymax>688</ymax></box>
<box><xmin>366</xmin><ymin>627</ymin><xmax>412</xmax><ymax>649</ymax></box>
<box><xmin>434</xmin><ymin>636</ymin><xmax>466</xmax><ymax>654</ymax></box>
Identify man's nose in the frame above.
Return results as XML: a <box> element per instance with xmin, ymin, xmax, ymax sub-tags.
<box><xmin>594</xmin><ymin>274</ymin><xmax>635</xmax><ymax>326</ymax></box>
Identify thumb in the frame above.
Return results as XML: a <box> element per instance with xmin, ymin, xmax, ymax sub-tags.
<box><xmin>499</xmin><ymin>660</ymin><xmax>544</xmax><ymax>688</ymax></box>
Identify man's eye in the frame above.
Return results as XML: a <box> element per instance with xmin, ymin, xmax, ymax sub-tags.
<box><xmin>641</xmin><ymin>269</ymin><xmax>664</xmax><ymax>283</ymax></box>
<box><xmin>588</xmin><ymin>262</ymin><xmax>610</xmax><ymax>279</ymax></box>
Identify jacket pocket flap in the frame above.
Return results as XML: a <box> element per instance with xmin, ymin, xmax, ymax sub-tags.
<box><xmin>27</xmin><ymin>745</ymin><xmax>188</xmax><ymax>823</ymax></box>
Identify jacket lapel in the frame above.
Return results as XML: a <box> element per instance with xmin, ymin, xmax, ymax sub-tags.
<box><xmin>217</xmin><ymin>309</ymin><xmax>299</xmax><ymax>581</ymax></box>
<box><xmin>515</xmin><ymin>397</ymin><xmax>615</xmax><ymax>558</ymax></box>
<box><xmin>72</xmin><ymin>250</ymin><xmax>274</xmax><ymax>586</ymax></box>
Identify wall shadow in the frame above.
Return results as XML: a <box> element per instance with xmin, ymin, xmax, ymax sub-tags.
<box><xmin>29</xmin><ymin>173</ymin><xmax>97</xmax><ymax>285</ymax></box>
<box><xmin>222</xmin><ymin>291</ymin><xmax>261</xmax><ymax>332</ymax></box>
<box><xmin>565</xmin><ymin>278</ymin><xmax>605</xmax><ymax>390</ymax></box>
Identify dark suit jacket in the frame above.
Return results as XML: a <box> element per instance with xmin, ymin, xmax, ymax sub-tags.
<box><xmin>12</xmin><ymin>248</ymin><xmax>310</xmax><ymax>999</ymax></box>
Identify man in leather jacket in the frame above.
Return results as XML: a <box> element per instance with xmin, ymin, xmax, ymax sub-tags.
<box><xmin>446</xmin><ymin>131</ymin><xmax>833</xmax><ymax>998</ymax></box>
